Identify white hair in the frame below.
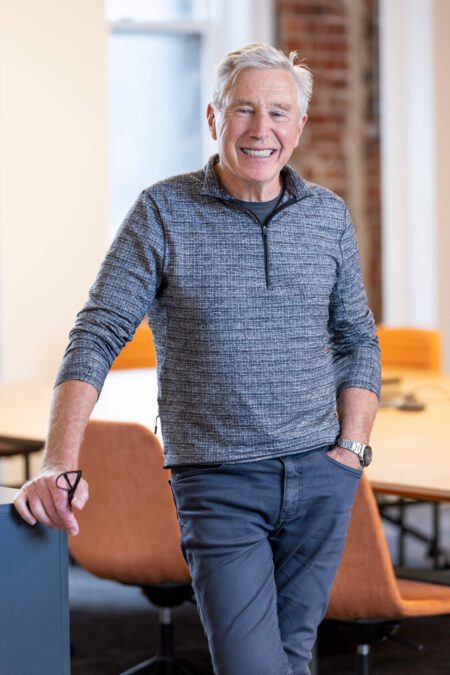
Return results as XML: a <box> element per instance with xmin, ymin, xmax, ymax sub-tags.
<box><xmin>212</xmin><ymin>43</ymin><xmax>313</xmax><ymax>117</ymax></box>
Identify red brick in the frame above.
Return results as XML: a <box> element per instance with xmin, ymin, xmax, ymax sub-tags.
<box><xmin>277</xmin><ymin>0</ymin><xmax>382</xmax><ymax>319</ymax></box>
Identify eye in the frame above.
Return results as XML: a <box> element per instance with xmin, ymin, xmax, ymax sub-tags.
<box><xmin>271</xmin><ymin>111</ymin><xmax>285</xmax><ymax>119</ymax></box>
<box><xmin>236</xmin><ymin>107</ymin><xmax>252</xmax><ymax>114</ymax></box>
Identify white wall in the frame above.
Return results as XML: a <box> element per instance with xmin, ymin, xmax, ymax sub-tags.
<box><xmin>380</xmin><ymin>0</ymin><xmax>450</xmax><ymax>369</ymax></box>
<box><xmin>0</xmin><ymin>0</ymin><xmax>109</xmax><ymax>382</ymax></box>
<box><xmin>380</xmin><ymin>0</ymin><xmax>437</xmax><ymax>328</ymax></box>
<box><xmin>434</xmin><ymin>0</ymin><xmax>450</xmax><ymax>371</ymax></box>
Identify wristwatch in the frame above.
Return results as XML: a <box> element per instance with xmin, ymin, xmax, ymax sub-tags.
<box><xmin>335</xmin><ymin>438</ymin><xmax>373</xmax><ymax>467</ymax></box>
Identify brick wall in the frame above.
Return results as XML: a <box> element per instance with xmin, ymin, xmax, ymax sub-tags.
<box><xmin>276</xmin><ymin>0</ymin><xmax>382</xmax><ymax>320</ymax></box>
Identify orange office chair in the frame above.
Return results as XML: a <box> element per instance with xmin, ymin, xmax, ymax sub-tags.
<box><xmin>69</xmin><ymin>420</ymin><xmax>195</xmax><ymax>675</ymax></box>
<box><xmin>112</xmin><ymin>319</ymin><xmax>157</xmax><ymax>370</ymax></box>
<box><xmin>325</xmin><ymin>474</ymin><xmax>450</xmax><ymax>674</ymax></box>
<box><xmin>376</xmin><ymin>325</ymin><xmax>441</xmax><ymax>371</ymax></box>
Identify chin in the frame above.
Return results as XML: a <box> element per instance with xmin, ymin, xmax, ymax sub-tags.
<box><xmin>245</xmin><ymin>171</ymin><xmax>276</xmax><ymax>184</ymax></box>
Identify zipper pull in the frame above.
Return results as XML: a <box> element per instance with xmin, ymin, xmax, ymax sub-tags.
<box><xmin>154</xmin><ymin>414</ymin><xmax>160</xmax><ymax>435</ymax></box>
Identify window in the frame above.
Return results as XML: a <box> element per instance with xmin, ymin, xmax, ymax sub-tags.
<box><xmin>107</xmin><ymin>31</ymin><xmax>202</xmax><ymax>235</ymax></box>
<box><xmin>106</xmin><ymin>0</ymin><xmax>207</xmax><ymax>23</ymax></box>
<box><xmin>106</xmin><ymin>0</ymin><xmax>274</xmax><ymax>236</ymax></box>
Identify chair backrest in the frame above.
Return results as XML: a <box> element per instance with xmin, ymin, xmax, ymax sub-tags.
<box><xmin>376</xmin><ymin>325</ymin><xmax>441</xmax><ymax>371</ymax></box>
<box><xmin>112</xmin><ymin>319</ymin><xmax>157</xmax><ymax>370</ymax></box>
<box><xmin>326</xmin><ymin>474</ymin><xmax>404</xmax><ymax>619</ymax></box>
<box><xmin>69</xmin><ymin>420</ymin><xmax>190</xmax><ymax>586</ymax></box>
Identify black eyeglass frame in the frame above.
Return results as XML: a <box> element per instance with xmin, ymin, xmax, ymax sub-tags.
<box><xmin>55</xmin><ymin>470</ymin><xmax>82</xmax><ymax>505</ymax></box>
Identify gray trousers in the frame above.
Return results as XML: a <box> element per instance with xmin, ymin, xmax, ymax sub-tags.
<box><xmin>170</xmin><ymin>445</ymin><xmax>362</xmax><ymax>675</ymax></box>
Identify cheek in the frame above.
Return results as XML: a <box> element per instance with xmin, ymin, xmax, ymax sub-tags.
<box><xmin>278</xmin><ymin>127</ymin><xmax>301</xmax><ymax>149</ymax></box>
<box><xmin>219</xmin><ymin>122</ymin><xmax>243</xmax><ymax>148</ymax></box>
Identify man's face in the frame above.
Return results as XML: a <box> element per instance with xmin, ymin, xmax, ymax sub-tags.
<box><xmin>207</xmin><ymin>67</ymin><xmax>307</xmax><ymax>201</ymax></box>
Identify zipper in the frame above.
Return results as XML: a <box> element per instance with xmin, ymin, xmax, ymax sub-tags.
<box><xmin>261</xmin><ymin>223</ymin><xmax>269</xmax><ymax>286</ymax></box>
<box><xmin>259</xmin><ymin>198</ymin><xmax>298</xmax><ymax>288</ymax></box>
<box><xmin>217</xmin><ymin>195</ymin><xmax>303</xmax><ymax>289</ymax></box>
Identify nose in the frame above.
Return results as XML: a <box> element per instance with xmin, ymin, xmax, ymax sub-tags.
<box><xmin>249</xmin><ymin>110</ymin><xmax>270</xmax><ymax>139</ymax></box>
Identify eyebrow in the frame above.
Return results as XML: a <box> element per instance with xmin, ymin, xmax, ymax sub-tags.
<box><xmin>232</xmin><ymin>99</ymin><xmax>294</xmax><ymax>111</ymax></box>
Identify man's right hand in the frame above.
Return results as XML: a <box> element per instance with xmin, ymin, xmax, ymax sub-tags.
<box><xmin>14</xmin><ymin>468</ymin><xmax>89</xmax><ymax>536</ymax></box>
<box><xmin>13</xmin><ymin>379</ymin><xmax>98</xmax><ymax>535</ymax></box>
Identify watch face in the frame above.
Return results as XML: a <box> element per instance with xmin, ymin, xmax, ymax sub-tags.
<box><xmin>363</xmin><ymin>445</ymin><xmax>373</xmax><ymax>467</ymax></box>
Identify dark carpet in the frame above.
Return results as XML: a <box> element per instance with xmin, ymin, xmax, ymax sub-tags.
<box><xmin>70</xmin><ymin>502</ymin><xmax>450</xmax><ymax>675</ymax></box>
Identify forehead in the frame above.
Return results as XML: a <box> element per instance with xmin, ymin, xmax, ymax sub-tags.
<box><xmin>225</xmin><ymin>67</ymin><xmax>299</xmax><ymax>107</ymax></box>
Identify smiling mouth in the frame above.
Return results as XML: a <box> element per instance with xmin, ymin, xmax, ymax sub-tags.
<box><xmin>241</xmin><ymin>148</ymin><xmax>276</xmax><ymax>158</ymax></box>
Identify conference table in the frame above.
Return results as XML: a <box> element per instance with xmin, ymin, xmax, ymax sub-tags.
<box><xmin>1</xmin><ymin>367</ymin><xmax>450</xmax><ymax>502</ymax></box>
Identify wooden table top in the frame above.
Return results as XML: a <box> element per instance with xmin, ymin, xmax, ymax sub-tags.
<box><xmin>1</xmin><ymin>368</ymin><xmax>449</xmax><ymax>501</ymax></box>
<box><xmin>368</xmin><ymin>369</ymin><xmax>450</xmax><ymax>501</ymax></box>
<box><xmin>0</xmin><ymin>369</ymin><xmax>159</xmax><ymax>443</ymax></box>
<box><xmin>0</xmin><ymin>486</ymin><xmax>19</xmax><ymax>508</ymax></box>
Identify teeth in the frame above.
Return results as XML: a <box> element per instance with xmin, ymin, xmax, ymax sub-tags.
<box><xmin>242</xmin><ymin>148</ymin><xmax>273</xmax><ymax>157</ymax></box>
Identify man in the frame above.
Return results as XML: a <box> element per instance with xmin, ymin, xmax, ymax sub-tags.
<box><xmin>15</xmin><ymin>44</ymin><xmax>380</xmax><ymax>675</ymax></box>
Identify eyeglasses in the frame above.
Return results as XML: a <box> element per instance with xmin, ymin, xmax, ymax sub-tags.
<box><xmin>55</xmin><ymin>470</ymin><xmax>82</xmax><ymax>506</ymax></box>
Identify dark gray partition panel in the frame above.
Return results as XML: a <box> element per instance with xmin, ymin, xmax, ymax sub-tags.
<box><xmin>0</xmin><ymin>486</ymin><xmax>70</xmax><ymax>675</ymax></box>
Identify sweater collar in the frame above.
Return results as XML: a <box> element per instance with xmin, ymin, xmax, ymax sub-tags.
<box><xmin>201</xmin><ymin>154</ymin><xmax>312</xmax><ymax>202</ymax></box>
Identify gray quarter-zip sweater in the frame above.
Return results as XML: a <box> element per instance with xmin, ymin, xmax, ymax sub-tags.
<box><xmin>55</xmin><ymin>155</ymin><xmax>380</xmax><ymax>467</ymax></box>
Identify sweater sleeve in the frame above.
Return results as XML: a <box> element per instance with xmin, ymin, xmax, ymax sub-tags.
<box><xmin>54</xmin><ymin>190</ymin><xmax>165</xmax><ymax>397</ymax></box>
<box><xmin>328</xmin><ymin>204</ymin><xmax>381</xmax><ymax>399</ymax></box>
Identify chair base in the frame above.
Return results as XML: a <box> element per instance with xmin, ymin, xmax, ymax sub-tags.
<box><xmin>117</xmin><ymin>589</ymin><xmax>198</xmax><ymax>675</ymax></box>
<box><xmin>323</xmin><ymin>618</ymin><xmax>403</xmax><ymax>675</ymax></box>
<box><xmin>120</xmin><ymin>655</ymin><xmax>196</xmax><ymax>675</ymax></box>
<box><xmin>326</xmin><ymin>617</ymin><xmax>401</xmax><ymax>645</ymax></box>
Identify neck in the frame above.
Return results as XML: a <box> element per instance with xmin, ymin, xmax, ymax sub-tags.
<box><xmin>214</xmin><ymin>163</ymin><xmax>282</xmax><ymax>202</ymax></box>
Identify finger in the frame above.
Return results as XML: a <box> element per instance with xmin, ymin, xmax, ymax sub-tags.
<box><xmin>51</xmin><ymin>487</ymin><xmax>81</xmax><ymax>535</ymax></box>
<box><xmin>70</xmin><ymin>479</ymin><xmax>89</xmax><ymax>511</ymax></box>
<box><xmin>14</xmin><ymin>488</ymin><xmax>37</xmax><ymax>526</ymax></box>
<box><xmin>26</xmin><ymin>483</ymin><xmax>56</xmax><ymax>528</ymax></box>
<box><xmin>42</xmin><ymin>480</ymin><xmax>71</xmax><ymax>531</ymax></box>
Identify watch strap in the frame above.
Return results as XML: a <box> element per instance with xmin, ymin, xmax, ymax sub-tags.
<box><xmin>336</xmin><ymin>438</ymin><xmax>368</xmax><ymax>455</ymax></box>
<box><xmin>335</xmin><ymin>437</ymin><xmax>372</xmax><ymax>467</ymax></box>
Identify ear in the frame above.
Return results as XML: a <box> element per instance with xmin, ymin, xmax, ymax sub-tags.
<box><xmin>207</xmin><ymin>103</ymin><xmax>218</xmax><ymax>141</ymax></box>
<box><xmin>295</xmin><ymin>114</ymin><xmax>308</xmax><ymax>147</ymax></box>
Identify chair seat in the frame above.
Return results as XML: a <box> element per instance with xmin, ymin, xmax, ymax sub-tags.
<box><xmin>396</xmin><ymin>578</ymin><xmax>450</xmax><ymax>616</ymax></box>
<box><xmin>327</xmin><ymin>577</ymin><xmax>450</xmax><ymax>621</ymax></box>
